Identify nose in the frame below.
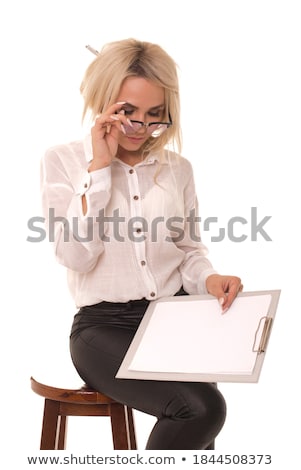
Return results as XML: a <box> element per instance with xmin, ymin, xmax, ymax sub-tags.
<box><xmin>137</xmin><ymin>125</ymin><xmax>147</xmax><ymax>134</ymax></box>
<box><xmin>135</xmin><ymin>122</ymin><xmax>148</xmax><ymax>134</ymax></box>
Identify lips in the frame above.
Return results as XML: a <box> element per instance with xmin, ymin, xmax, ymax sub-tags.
<box><xmin>127</xmin><ymin>136</ymin><xmax>145</xmax><ymax>143</ymax></box>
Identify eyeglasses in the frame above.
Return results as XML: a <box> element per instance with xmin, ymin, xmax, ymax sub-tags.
<box><xmin>123</xmin><ymin>120</ymin><xmax>172</xmax><ymax>138</ymax></box>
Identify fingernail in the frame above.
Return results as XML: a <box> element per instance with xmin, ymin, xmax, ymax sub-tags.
<box><xmin>222</xmin><ymin>307</ymin><xmax>229</xmax><ymax>315</ymax></box>
<box><xmin>126</xmin><ymin>118</ymin><xmax>134</xmax><ymax>127</ymax></box>
<box><xmin>110</xmin><ymin>114</ymin><xmax>119</xmax><ymax>121</ymax></box>
<box><xmin>116</xmin><ymin>101</ymin><xmax>126</xmax><ymax>105</ymax></box>
<box><xmin>120</xmin><ymin>124</ymin><xmax>126</xmax><ymax>135</ymax></box>
<box><xmin>219</xmin><ymin>297</ymin><xmax>225</xmax><ymax>306</ymax></box>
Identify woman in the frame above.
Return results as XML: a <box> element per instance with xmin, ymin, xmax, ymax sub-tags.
<box><xmin>41</xmin><ymin>38</ymin><xmax>242</xmax><ymax>449</ymax></box>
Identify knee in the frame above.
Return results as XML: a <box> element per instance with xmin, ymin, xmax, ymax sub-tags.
<box><xmin>164</xmin><ymin>384</ymin><xmax>226</xmax><ymax>429</ymax></box>
<box><xmin>203</xmin><ymin>387</ymin><xmax>227</xmax><ymax>431</ymax></box>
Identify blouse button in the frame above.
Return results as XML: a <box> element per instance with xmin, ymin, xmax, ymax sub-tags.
<box><xmin>150</xmin><ymin>292</ymin><xmax>156</xmax><ymax>297</ymax></box>
<box><xmin>141</xmin><ymin>260</ymin><xmax>146</xmax><ymax>266</ymax></box>
<box><xmin>129</xmin><ymin>169</ymin><xmax>134</xmax><ymax>174</ymax></box>
<box><xmin>84</xmin><ymin>183</ymin><xmax>88</xmax><ymax>188</ymax></box>
<box><xmin>133</xmin><ymin>195</ymin><xmax>139</xmax><ymax>200</ymax></box>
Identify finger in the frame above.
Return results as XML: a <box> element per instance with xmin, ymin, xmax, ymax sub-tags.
<box><xmin>94</xmin><ymin>114</ymin><xmax>119</xmax><ymax>127</ymax></box>
<box><xmin>93</xmin><ymin>114</ymin><xmax>121</xmax><ymax>136</ymax></box>
<box><xmin>104</xmin><ymin>101</ymin><xmax>127</xmax><ymax>116</ymax></box>
<box><xmin>105</xmin><ymin>102</ymin><xmax>133</xmax><ymax>129</ymax></box>
<box><xmin>95</xmin><ymin>102</ymin><xmax>131</xmax><ymax>134</ymax></box>
<box><xmin>223</xmin><ymin>281</ymin><xmax>243</xmax><ymax>310</ymax></box>
<box><xmin>222</xmin><ymin>293</ymin><xmax>235</xmax><ymax>310</ymax></box>
<box><xmin>109</xmin><ymin>114</ymin><xmax>128</xmax><ymax>129</ymax></box>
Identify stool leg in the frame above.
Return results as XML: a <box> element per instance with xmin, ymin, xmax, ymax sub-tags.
<box><xmin>40</xmin><ymin>399</ymin><xmax>61</xmax><ymax>450</ymax></box>
<box><xmin>110</xmin><ymin>403</ymin><xmax>132</xmax><ymax>450</ymax></box>
<box><xmin>125</xmin><ymin>407</ymin><xmax>137</xmax><ymax>450</ymax></box>
<box><xmin>57</xmin><ymin>415</ymin><xmax>67</xmax><ymax>450</ymax></box>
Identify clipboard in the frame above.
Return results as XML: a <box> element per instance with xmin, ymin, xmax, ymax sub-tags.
<box><xmin>116</xmin><ymin>290</ymin><xmax>281</xmax><ymax>383</ymax></box>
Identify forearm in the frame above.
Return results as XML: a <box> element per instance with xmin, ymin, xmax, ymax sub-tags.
<box><xmin>179</xmin><ymin>248</ymin><xmax>217</xmax><ymax>294</ymax></box>
<box><xmin>42</xmin><ymin>163</ymin><xmax>112</xmax><ymax>272</ymax></box>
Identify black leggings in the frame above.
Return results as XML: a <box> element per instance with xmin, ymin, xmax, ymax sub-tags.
<box><xmin>69</xmin><ymin>294</ymin><xmax>226</xmax><ymax>450</ymax></box>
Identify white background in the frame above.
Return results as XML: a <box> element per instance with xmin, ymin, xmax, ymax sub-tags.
<box><xmin>1</xmin><ymin>0</ymin><xmax>300</xmax><ymax>468</ymax></box>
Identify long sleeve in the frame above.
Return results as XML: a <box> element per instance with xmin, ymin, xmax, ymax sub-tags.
<box><xmin>176</xmin><ymin>162</ymin><xmax>217</xmax><ymax>294</ymax></box>
<box><xmin>41</xmin><ymin>143</ymin><xmax>111</xmax><ymax>272</ymax></box>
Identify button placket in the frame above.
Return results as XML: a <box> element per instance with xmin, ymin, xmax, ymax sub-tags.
<box><xmin>125</xmin><ymin>166</ymin><xmax>157</xmax><ymax>297</ymax></box>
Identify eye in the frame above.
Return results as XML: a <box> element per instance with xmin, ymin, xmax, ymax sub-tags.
<box><xmin>148</xmin><ymin>111</ymin><xmax>161</xmax><ymax>118</ymax></box>
<box><xmin>122</xmin><ymin>108</ymin><xmax>134</xmax><ymax>116</ymax></box>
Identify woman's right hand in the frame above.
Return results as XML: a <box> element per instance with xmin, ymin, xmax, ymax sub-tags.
<box><xmin>88</xmin><ymin>101</ymin><xmax>128</xmax><ymax>172</ymax></box>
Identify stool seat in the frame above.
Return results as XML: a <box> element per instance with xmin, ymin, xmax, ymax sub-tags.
<box><xmin>30</xmin><ymin>377</ymin><xmax>137</xmax><ymax>450</ymax></box>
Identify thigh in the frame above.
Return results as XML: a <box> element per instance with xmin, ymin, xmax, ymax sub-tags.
<box><xmin>70</xmin><ymin>323</ymin><xmax>224</xmax><ymax>419</ymax></box>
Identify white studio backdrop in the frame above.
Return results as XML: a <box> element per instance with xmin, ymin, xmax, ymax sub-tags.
<box><xmin>1</xmin><ymin>0</ymin><xmax>300</xmax><ymax>468</ymax></box>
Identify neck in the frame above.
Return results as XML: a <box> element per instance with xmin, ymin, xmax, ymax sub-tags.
<box><xmin>117</xmin><ymin>147</ymin><xmax>146</xmax><ymax>166</ymax></box>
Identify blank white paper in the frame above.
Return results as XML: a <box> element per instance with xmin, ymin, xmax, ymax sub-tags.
<box><xmin>128</xmin><ymin>294</ymin><xmax>272</xmax><ymax>375</ymax></box>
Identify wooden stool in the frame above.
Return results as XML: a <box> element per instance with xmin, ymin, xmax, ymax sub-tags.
<box><xmin>30</xmin><ymin>377</ymin><xmax>137</xmax><ymax>450</ymax></box>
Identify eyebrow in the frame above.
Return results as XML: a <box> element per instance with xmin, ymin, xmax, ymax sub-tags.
<box><xmin>123</xmin><ymin>102</ymin><xmax>165</xmax><ymax>111</ymax></box>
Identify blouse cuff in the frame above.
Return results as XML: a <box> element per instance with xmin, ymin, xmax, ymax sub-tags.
<box><xmin>197</xmin><ymin>268</ymin><xmax>218</xmax><ymax>294</ymax></box>
<box><xmin>76</xmin><ymin>167</ymin><xmax>112</xmax><ymax>196</ymax></box>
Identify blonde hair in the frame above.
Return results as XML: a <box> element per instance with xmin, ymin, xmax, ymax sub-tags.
<box><xmin>80</xmin><ymin>38</ymin><xmax>182</xmax><ymax>155</ymax></box>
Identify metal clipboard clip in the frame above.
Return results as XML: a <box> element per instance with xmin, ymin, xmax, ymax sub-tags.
<box><xmin>252</xmin><ymin>316</ymin><xmax>273</xmax><ymax>354</ymax></box>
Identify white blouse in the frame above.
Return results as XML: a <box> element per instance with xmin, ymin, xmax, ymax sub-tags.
<box><xmin>41</xmin><ymin>135</ymin><xmax>216</xmax><ymax>307</ymax></box>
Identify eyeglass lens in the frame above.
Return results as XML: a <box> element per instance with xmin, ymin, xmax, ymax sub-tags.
<box><xmin>123</xmin><ymin>121</ymin><xmax>169</xmax><ymax>137</ymax></box>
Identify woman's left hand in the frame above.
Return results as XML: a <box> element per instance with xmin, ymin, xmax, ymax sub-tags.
<box><xmin>206</xmin><ymin>274</ymin><xmax>243</xmax><ymax>313</ymax></box>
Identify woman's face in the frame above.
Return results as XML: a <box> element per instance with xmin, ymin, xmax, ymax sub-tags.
<box><xmin>116</xmin><ymin>76</ymin><xmax>165</xmax><ymax>152</ymax></box>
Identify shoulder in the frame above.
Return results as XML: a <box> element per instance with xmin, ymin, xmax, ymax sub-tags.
<box><xmin>41</xmin><ymin>139</ymin><xmax>90</xmax><ymax>188</ymax></box>
<box><xmin>162</xmin><ymin>149</ymin><xmax>194</xmax><ymax>176</ymax></box>
<box><xmin>42</xmin><ymin>138</ymin><xmax>90</xmax><ymax>177</ymax></box>
<box><xmin>45</xmin><ymin>140</ymin><xmax>84</xmax><ymax>158</ymax></box>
